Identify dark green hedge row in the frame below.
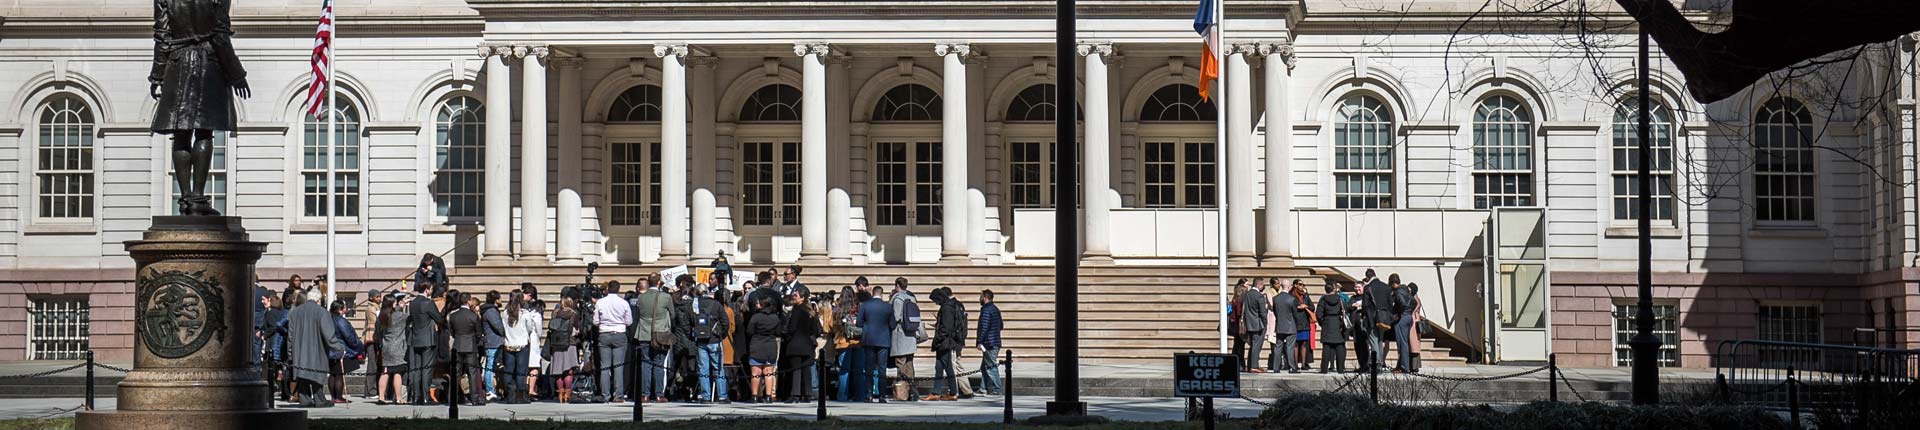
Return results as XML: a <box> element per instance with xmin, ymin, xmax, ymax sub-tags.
<box><xmin>1256</xmin><ymin>394</ymin><xmax>1789</xmax><ymax>430</ymax></box>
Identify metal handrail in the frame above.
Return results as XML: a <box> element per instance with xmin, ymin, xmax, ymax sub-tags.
<box><xmin>1713</xmin><ymin>339</ymin><xmax>1919</xmax><ymax>411</ymax></box>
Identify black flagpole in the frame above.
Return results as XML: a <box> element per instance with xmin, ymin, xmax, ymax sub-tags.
<box><xmin>1047</xmin><ymin>0</ymin><xmax>1087</xmax><ymax>418</ymax></box>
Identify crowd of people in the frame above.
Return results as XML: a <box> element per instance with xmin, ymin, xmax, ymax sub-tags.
<box><xmin>1228</xmin><ymin>269</ymin><xmax>1426</xmax><ymax>374</ymax></box>
<box><xmin>251</xmin><ymin>254</ymin><xmax>1010</xmax><ymax>407</ymax></box>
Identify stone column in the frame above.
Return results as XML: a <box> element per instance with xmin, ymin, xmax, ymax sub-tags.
<box><xmin>656</xmin><ymin>44</ymin><xmax>691</xmax><ymax>261</ymax></box>
<box><xmin>796</xmin><ymin>42</ymin><xmax>831</xmax><ymax>262</ymax></box>
<box><xmin>1078</xmin><ymin>42</ymin><xmax>1115</xmax><ymax>264</ymax></box>
<box><xmin>691</xmin><ymin>189</ymin><xmax>716</xmax><ymax>263</ymax></box>
<box><xmin>77</xmin><ymin>217</ymin><xmax>305</xmax><ymax>430</ymax></box>
<box><xmin>1259</xmin><ymin>41</ymin><xmax>1296</xmax><ymax>265</ymax></box>
<box><xmin>1225</xmin><ymin>43</ymin><xmax>1257</xmax><ymax>264</ymax></box>
<box><xmin>517</xmin><ymin>45</ymin><xmax>551</xmax><ymax>261</ymax></box>
<box><xmin>481</xmin><ymin>46</ymin><xmax>514</xmax><ymax>262</ymax></box>
<box><xmin>555</xmin><ymin>57</ymin><xmax>585</xmax><ymax>264</ymax></box>
<box><xmin>827</xmin><ymin>188</ymin><xmax>851</xmax><ymax>262</ymax></box>
<box><xmin>935</xmin><ymin>42</ymin><xmax>972</xmax><ymax>264</ymax></box>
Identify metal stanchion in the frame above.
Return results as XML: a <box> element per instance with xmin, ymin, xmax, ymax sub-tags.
<box><xmin>1548</xmin><ymin>353</ymin><xmax>1558</xmax><ymax>403</ymax></box>
<box><xmin>449</xmin><ymin>360</ymin><xmax>461</xmax><ymax>421</ymax></box>
<box><xmin>86</xmin><ymin>351</ymin><xmax>96</xmax><ymax>411</ymax></box>
<box><xmin>1787</xmin><ymin>367</ymin><xmax>1801</xmax><ymax>430</ymax></box>
<box><xmin>1003</xmin><ymin>349</ymin><xmax>1014</xmax><ymax>424</ymax></box>
<box><xmin>265</xmin><ymin>361</ymin><xmax>277</xmax><ymax>409</ymax></box>
<box><xmin>816</xmin><ymin>350</ymin><xmax>828</xmax><ymax>421</ymax></box>
<box><xmin>632</xmin><ymin>350</ymin><xmax>641</xmax><ymax>422</ymax></box>
<box><xmin>1368</xmin><ymin>363</ymin><xmax>1379</xmax><ymax>404</ymax></box>
<box><xmin>1202</xmin><ymin>397</ymin><xmax>1215</xmax><ymax>430</ymax></box>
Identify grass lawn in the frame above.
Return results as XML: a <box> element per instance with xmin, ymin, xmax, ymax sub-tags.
<box><xmin>0</xmin><ymin>417</ymin><xmax>1253</xmax><ymax>430</ymax></box>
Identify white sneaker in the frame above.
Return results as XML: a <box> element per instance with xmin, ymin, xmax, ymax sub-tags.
<box><xmin>487</xmin><ymin>393</ymin><xmax>499</xmax><ymax>401</ymax></box>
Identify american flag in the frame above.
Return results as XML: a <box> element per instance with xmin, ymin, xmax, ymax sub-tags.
<box><xmin>301</xmin><ymin>0</ymin><xmax>335</xmax><ymax>119</ymax></box>
<box><xmin>1193</xmin><ymin>0</ymin><xmax>1220</xmax><ymax>101</ymax></box>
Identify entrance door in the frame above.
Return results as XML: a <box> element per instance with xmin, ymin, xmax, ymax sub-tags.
<box><xmin>871</xmin><ymin>139</ymin><xmax>943</xmax><ymax>263</ymax></box>
<box><xmin>607</xmin><ymin>139</ymin><xmax>663</xmax><ymax>263</ymax></box>
<box><xmin>738</xmin><ymin>139</ymin><xmax>803</xmax><ymax>263</ymax></box>
<box><xmin>1483</xmin><ymin>207</ymin><xmax>1552</xmax><ymax>363</ymax></box>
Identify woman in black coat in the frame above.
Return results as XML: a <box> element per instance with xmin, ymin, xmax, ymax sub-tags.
<box><xmin>780</xmin><ymin>287</ymin><xmax>822</xmax><ymax>402</ymax></box>
<box><xmin>1316</xmin><ymin>283</ymin><xmax>1350</xmax><ymax>374</ymax></box>
<box><xmin>745</xmin><ymin>296</ymin><xmax>783</xmax><ymax>403</ymax></box>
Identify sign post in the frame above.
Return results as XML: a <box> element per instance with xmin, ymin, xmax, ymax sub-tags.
<box><xmin>1174</xmin><ymin>352</ymin><xmax>1241</xmax><ymax>430</ymax></box>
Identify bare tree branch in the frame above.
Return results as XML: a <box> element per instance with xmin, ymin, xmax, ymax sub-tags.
<box><xmin>1614</xmin><ymin>0</ymin><xmax>1920</xmax><ymax>103</ymax></box>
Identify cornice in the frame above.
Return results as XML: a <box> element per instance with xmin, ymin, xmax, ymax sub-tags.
<box><xmin>463</xmin><ymin>0</ymin><xmax>1301</xmax><ymax>22</ymax></box>
<box><xmin>0</xmin><ymin>14</ymin><xmax>483</xmax><ymax>38</ymax></box>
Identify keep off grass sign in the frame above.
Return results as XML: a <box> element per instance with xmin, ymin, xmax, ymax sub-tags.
<box><xmin>1174</xmin><ymin>353</ymin><xmax>1241</xmax><ymax>398</ymax></box>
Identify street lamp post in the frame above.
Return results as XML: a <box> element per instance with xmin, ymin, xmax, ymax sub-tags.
<box><xmin>1628</xmin><ymin>23</ymin><xmax>1663</xmax><ymax>405</ymax></box>
<box><xmin>1048</xmin><ymin>0</ymin><xmax>1088</xmax><ymax>418</ymax></box>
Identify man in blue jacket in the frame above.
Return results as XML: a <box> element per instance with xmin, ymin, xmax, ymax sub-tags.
<box><xmin>975</xmin><ymin>290</ymin><xmax>1004</xmax><ymax>396</ymax></box>
<box><xmin>856</xmin><ymin>283</ymin><xmax>894</xmax><ymax>403</ymax></box>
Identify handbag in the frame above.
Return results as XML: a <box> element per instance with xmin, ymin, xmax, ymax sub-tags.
<box><xmin>844</xmin><ymin>314</ymin><xmax>864</xmax><ymax>339</ymax></box>
<box><xmin>1417</xmin><ymin>320</ymin><xmax>1433</xmax><ymax>336</ymax></box>
<box><xmin>651</xmin><ymin>331</ymin><xmax>676</xmax><ymax>349</ymax></box>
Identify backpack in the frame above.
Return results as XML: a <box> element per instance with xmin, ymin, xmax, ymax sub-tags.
<box><xmin>899</xmin><ymin>295</ymin><xmax>926</xmax><ymax>342</ymax></box>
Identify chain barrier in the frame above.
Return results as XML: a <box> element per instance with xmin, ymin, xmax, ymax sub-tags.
<box><xmin>93</xmin><ymin>363</ymin><xmax>134</xmax><ymax>373</ymax></box>
<box><xmin>0</xmin><ymin>362</ymin><xmax>89</xmax><ymax>380</ymax></box>
<box><xmin>1401</xmin><ymin>364</ymin><xmax>1550</xmax><ymax>383</ymax></box>
<box><xmin>24</xmin><ymin>404</ymin><xmax>86</xmax><ymax>420</ymax></box>
<box><xmin>1555</xmin><ymin>368</ymin><xmax>1590</xmax><ymax>403</ymax></box>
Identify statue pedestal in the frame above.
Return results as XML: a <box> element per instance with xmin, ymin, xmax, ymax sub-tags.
<box><xmin>77</xmin><ymin>216</ymin><xmax>306</xmax><ymax>430</ymax></box>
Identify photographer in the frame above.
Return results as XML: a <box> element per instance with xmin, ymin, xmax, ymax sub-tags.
<box><xmin>593</xmin><ymin>280</ymin><xmax>632</xmax><ymax>402</ymax></box>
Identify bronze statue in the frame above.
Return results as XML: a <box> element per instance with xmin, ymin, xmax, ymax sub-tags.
<box><xmin>150</xmin><ymin>0</ymin><xmax>251</xmax><ymax>216</ymax></box>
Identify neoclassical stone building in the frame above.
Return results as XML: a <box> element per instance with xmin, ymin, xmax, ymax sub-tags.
<box><xmin>0</xmin><ymin>1</ymin><xmax>1914</xmax><ymax>367</ymax></box>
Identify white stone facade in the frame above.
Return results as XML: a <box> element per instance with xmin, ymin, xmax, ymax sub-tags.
<box><xmin>0</xmin><ymin>1</ymin><xmax>1916</xmax><ymax>366</ymax></box>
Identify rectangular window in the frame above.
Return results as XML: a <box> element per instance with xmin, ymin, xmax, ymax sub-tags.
<box><xmin>28</xmin><ymin>296</ymin><xmax>89</xmax><ymax>361</ymax></box>
<box><xmin>741</xmin><ymin>141</ymin><xmax>802</xmax><ymax>226</ymax></box>
<box><xmin>611</xmin><ymin>141</ymin><xmax>662</xmax><ymax>226</ymax></box>
<box><xmin>36</xmin><ymin>116</ymin><xmax>95</xmax><ymax>220</ymax></box>
<box><xmin>1757</xmin><ymin>304</ymin><xmax>1822</xmax><ymax>368</ymax></box>
<box><xmin>1613</xmin><ymin>303</ymin><xmax>1679</xmax><ymax>367</ymax></box>
<box><xmin>1143</xmin><ymin>139</ymin><xmax>1216</xmax><ymax>208</ymax></box>
<box><xmin>171</xmin><ymin>134</ymin><xmax>231</xmax><ymax>215</ymax></box>
<box><xmin>434</xmin><ymin>118</ymin><xmax>484</xmax><ymax>220</ymax></box>
<box><xmin>301</xmin><ymin>120</ymin><xmax>361</xmax><ymax>218</ymax></box>
<box><xmin>1007</xmin><ymin>140</ymin><xmax>1082</xmax><ymax>209</ymax></box>
<box><xmin>1610</xmin><ymin>108</ymin><xmax>1675</xmax><ymax>222</ymax></box>
<box><xmin>874</xmin><ymin>141</ymin><xmax>942</xmax><ymax>226</ymax></box>
<box><xmin>1472</xmin><ymin>122</ymin><xmax>1534</xmax><ymax>209</ymax></box>
<box><xmin>1333</xmin><ymin>116</ymin><xmax>1394</xmax><ymax>209</ymax></box>
<box><xmin>1755</xmin><ymin>132</ymin><xmax>1815</xmax><ymax>223</ymax></box>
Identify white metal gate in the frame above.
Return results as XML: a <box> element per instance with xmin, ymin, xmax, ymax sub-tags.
<box><xmin>1483</xmin><ymin>207</ymin><xmax>1551</xmax><ymax>363</ymax></box>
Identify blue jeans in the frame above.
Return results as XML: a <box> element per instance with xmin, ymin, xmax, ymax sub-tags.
<box><xmin>836</xmin><ymin>349</ymin><xmax>856</xmax><ymax>401</ymax></box>
<box><xmin>697</xmin><ymin>342</ymin><xmax>727</xmax><ymax>401</ymax></box>
<box><xmin>637</xmin><ymin>345</ymin><xmax>668</xmax><ymax>398</ymax></box>
<box><xmin>933</xmin><ymin>350</ymin><xmax>957</xmax><ymax>396</ymax></box>
<box><xmin>1394</xmin><ymin>315</ymin><xmax>1414</xmax><ymax>370</ymax></box>
<box><xmin>501</xmin><ymin>348</ymin><xmax>529</xmax><ymax>400</ymax></box>
<box><xmin>482</xmin><ymin>347</ymin><xmax>500</xmax><ymax>396</ymax></box>
<box><xmin>978</xmin><ymin>347</ymin><xmax>1002</xmax><ymax>395</ymax></box>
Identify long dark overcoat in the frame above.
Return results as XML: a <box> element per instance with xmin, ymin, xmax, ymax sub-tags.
<box><xmin>151</xmin><ymin>0</ymin><xmax>247</xmax><ymax>132</ymax></box>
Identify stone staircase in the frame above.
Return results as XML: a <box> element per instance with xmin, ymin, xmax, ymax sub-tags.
<box><xmin>433</xmin><ymin>263</ymin><xmax>1475</xmax><ymax>366</ymax></box>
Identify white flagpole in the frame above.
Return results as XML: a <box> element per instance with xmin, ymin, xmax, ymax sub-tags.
<box><xmin>324</xmin><ymin>0</ymin><xmax>338</xmax><ymax>306</ymax></box>
<box><xmin>1215</xmin><ymin>0</ymin><xmax>1229</xmax><ymax>354</ymax></box>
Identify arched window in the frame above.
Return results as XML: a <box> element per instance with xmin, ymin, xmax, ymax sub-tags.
<box><xmin>1333</xmin><ymin>95</ymin><xmax>1395</xmax><ymax>209</ymax></box>
<box><xmin>1611</xmin><ymin>97</ymin><xmax>1675</xmax><ymax>222</ymax></box>
<box><xmin>302</xmin><ymin>96</ymin><xmax>362</xmax><ymax>218</ymax></box>
<box><xmin>433</xmin><ymin>96</ymin><xmax>485</xmax><ymax>220</ymax></box>
<box><xmin>1754</xmin><ymin>97</ymin><xmax>1815</xmax><ymax>223</ymax></box>
<box><xmin>1007</xmin><ymin>84</ymin><xmax>1058</xmax><ymax>122</ymax></box>
<box><xmin>1139</xmin><ymin>84</ymin><xmax>1216</xmax><ymax>122</ymax></box>
<box><xmin>1471</xmin><ymin>95</ymin><xmax>1535</xmax><ymax>209</ymax></box>
<box><xmin>608</xmin><ymin>85</ymin><xmax>662</xmax><ymax>123</ymax></box>
<box><xmin>871</xmin><ymin>84</ymin><xmax>942</xmax><ymax>122</ymax></box>
<box><xmin>739</xmin><ymin>84</ymin><xmax>802</xmax><ymax>122</ymax></box>
<box><xmin>35</xmin><ymin>95</ymin><xmax>96</xmax><ymax>220</ymax></box>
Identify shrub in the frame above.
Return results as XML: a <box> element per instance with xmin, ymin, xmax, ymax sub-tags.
<box><xmin>1255</xmin><ymin>393</ymin><xmax>1788</xmax><ymax>430</ymax></box>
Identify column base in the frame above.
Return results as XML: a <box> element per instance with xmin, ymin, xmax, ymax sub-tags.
<box><xmin>829</xmin><ymin>256</ymin><xmax>855</xmax><ymax>265</ymax></box>
<box><xmin>938</xmin><ymin>253</ymin><xmax>975</xmax><ymax>265</ymax></box>
<box><xmin>1227</xmin><ymin>253</ymin><xmax>1259</xmax><ymax>266</ymax></box>
<box><xmin>1259</xmin><ymin>254</ymin><xmax>1296</xmax><ymax>267</ymax></box>
<box><xmin>656</xmin><ymin>254</ymin><xmax>690</xmax><ymax>266</ymax></box>
<box><xmin>798</xmin><ymin>251</ymin><xmax>831</xmax><ymax>263</ymax></box>
<box><xmin>1082</xmin><ymin>253</ymin><xmax>1116</xmax><ymax>266</ymax></box>
<box><xmin>513</xmin><ymin>253</ymin><xmax>551</xmax><ymax>265</ymax></box>
<box><xmin>554</xmin><ymin>256</ymin><xmax>585</xmax><ymax>265</ymax></box>
<box><xmin>480</xmin><ymin>253</ymin><xmax>516</xmax><ymax>265</ymax></box>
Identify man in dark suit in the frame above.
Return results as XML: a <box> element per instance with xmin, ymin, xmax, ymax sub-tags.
<box><xmin>856</xmin><ymin>285</ymin><xmax>894</xmax><ymax>403</ymax></box>
<box><xmin>1364</xmin><ymin>273</ymin><xmax>1397</xmax><ymax>373</ymax></box>
<box><xmin>446</xmin><ymin>291</ymin><xmax>486</xmax><ymax>405</ymax></box>
<box><xmin>405</xmin><ymin>281</ymin><xmax>445</xmax><ymax>405</ymax></box>
<box><xmin>1269</xmin><ymin>280</ymin><xmax>1300</xmax><ymax>373</ymax></box>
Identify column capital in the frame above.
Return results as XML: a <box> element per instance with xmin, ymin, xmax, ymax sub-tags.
<box><xmin>1256</xmin><ymin>40</ymin><xmax>1298</xmax><ymax>71</ymax></box>
<box><xmin>654</xmin><ymin>43</ymin><xmax>689</xmax><ymax>59</ymax></box>
<box><xmin>793</xmin><ymin>42</ymin><xmax>831</xmax><ymax>58</ymax></box>
<box><xmin>513</xmin><ymin>45</ymin><xmax>552</xmax><ymax>64</ymax></box>
<box><xmin>1074</xmin><ymin>41</ymin><xmax>1114</xmax><ymax>58</ymax></box>
<box><xmin>1228</xmin><ymin>41</ymin><xmax>1261</xmax><ymax>57</ymax></box>
<box><xmin>476</xmin><ymin>44</ymin><xmax>514</xmax><ymax>59</ymax></box>
<box><xmin>934</xmin><ymin>42</ymin><xmax>973</xmax><ymax>58</ymax></box>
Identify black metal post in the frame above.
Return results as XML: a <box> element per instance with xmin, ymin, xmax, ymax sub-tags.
<box><xmin>1203</xmin><ymin>397</ymin><xmax>1215</xmax><ymax>430</ymax></box>
<box><xmin>1004</xmin><ymin>349</ymin><xmax>1015</xmax><ymax>424</ymax></box>
<box><xmin>1548</xmin><ymin>353</ymin><xmax>1558</xmax><ymax>403</ymax></box>
<box><xmin>1787</xmin><ymin>367</ymin><xmax>1801</xmax><ymax>430</ymax></box>
<box><xmin>1627</xmin><ymin>13</ymin><xmax>1664</xmax><ymax>406</ymax></box>
<box><xmin>817</xmin><ymin>350</ymin><xmax>828</xmax><ymax>421</ymax></box>
<box><xmin>633</xmin><ymin>356</ymin><xmax>642</xmax><ymax>421</ymax></box>
<box><xmin>85</xmin><ymin>350</ymin><xmax>95</xmax><ymax>410</ymax></box>
<box><xmin>265</xmin><ymin>360</ymin><xmax>276</xmax><ymax>408</ymax></box>
<box><xmin>1048</xmin><ymin>0</ymin><xmax>1086</xmax><ymax>418</ymax></box>
<box><xmin>1369</xmin><ymin>364</ymin><xmax>1379</xmax><ymax>404</ymax></box>
<box><xmin>449</xmin><ymin>359</ymin><xmax>460</xmax><ymax>421</ymax></box>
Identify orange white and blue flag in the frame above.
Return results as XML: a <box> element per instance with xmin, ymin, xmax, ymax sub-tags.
<box><xmin>1193</xmin><ymin>0</ymin><xmax>1220</xmax><ymax>101</ymax></box>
